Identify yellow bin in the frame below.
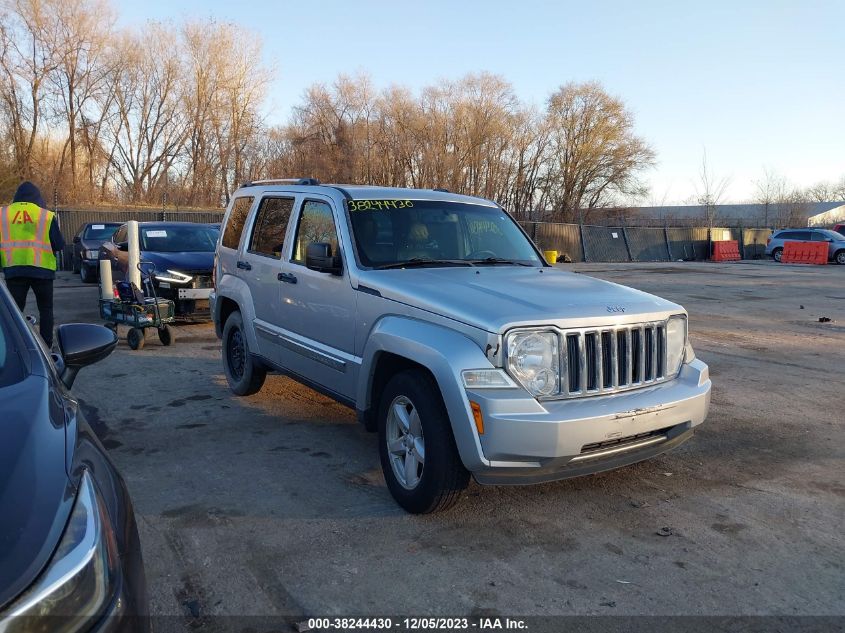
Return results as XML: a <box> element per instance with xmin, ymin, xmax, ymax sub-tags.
<box><xmin>543</xmin><ymin>250</ymin><xmax>558</xmax><ymax>264</ymax></box>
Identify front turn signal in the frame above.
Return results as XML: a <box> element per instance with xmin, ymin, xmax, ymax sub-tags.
<box><xmin>470</xmin><ymin>401</ymin><xmax>484</xmax><ymax>435</ymax></box>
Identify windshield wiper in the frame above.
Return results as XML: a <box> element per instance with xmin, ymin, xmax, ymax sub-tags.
<box><xmin>469</xmin><ymin>257</ymin><xmax>534</xmax><ymax>267</ymax></box>
<box><xmin>376</xmin><ymin>258</ymin><xmax>475</xmax><ymax>270</ymax></box>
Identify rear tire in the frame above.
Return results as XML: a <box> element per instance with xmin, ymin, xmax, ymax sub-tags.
<box><xmin>158</xmin><ymin>325</ymin><xmax>174</xmax><ymax>346</ymax></box>
<box><xmin>773</xmin><ymin>247</ymin><xmax>783</xmax><ymax>263</ymax></box>
<box><xmin>127</xmin><ymin>328</ymin><xmax>145</xmax><ymax>350</ymax></box>
<box><xmin>835</xmin><ymin>250</ymin><xmax>845</xmax><ymax>265</ymax></box>
<box><xmin>222</xmin><ymin>310</ymin><xmax>266</xmax><ymax>395</ymax></box>
<box><xmin>378</xmin><ymin>369</ymin><xmax>469</xmax><ymax>514</ymax></box>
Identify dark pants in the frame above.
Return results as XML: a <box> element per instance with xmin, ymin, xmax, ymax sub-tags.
<box><xmin>6</xmin><ymin>277</ymin><xmax>54</xmax><ymax>346</ymax></box>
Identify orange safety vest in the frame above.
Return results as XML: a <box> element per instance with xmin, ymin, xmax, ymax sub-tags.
<box><xmin>0</xmin><ymin>202</ymin><xmax>57</xmax><ymax>270</ymax></box>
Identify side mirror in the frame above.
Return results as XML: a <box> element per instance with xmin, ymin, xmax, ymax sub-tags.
<box><xmin>305</xmin><ymin>243</ymin><xmax>342</xmax><ymax>275</ymax></box>
<box><xmin>116</xmin><ymin>242</ymin><xmax>128</xmax><ymax>251</ymax></box>
<box><xmin>57</xmin><ymin>323</ymin><xmax>118</xmax><ymax>389</ymax></box>
<box><xmin>72</xmin><ymin>236</ymin><xmax>81</xmax><ymax>244</ymax></box>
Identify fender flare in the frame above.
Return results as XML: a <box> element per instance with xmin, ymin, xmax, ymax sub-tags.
<box><xmin>214</xmin><ymin>274</ymin><xmax>259</xmax><ymax>352</ymax></box>
<box><xmin>359</xmin><ymin>316</ymin><xmax>494</xmax><ymax>470</ymax></box>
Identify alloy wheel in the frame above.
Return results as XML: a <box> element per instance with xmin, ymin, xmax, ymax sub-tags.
<box><xmin>385</xmin><ymin>395</ymin><xmax>426</xmax><ymax>490</ymax></box>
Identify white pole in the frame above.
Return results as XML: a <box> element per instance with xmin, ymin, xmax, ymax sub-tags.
<box><xmin>127</xmin><ymin>220</ymin><xmax>141</xmax><ymax>288</ymax></box>
<box><xmin>99</xmin><ymin>260</ymin><xmax>113</xmax><ymax>301</ymax></box>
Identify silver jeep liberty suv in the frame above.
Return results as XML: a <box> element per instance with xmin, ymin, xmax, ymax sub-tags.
<box><xmin>211</xmin><ymin>179</ymin><xmax>711</xmax><ymax>513</ymax></box>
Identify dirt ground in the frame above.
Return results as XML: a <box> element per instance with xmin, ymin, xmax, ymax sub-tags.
<box><xmin>33</xmin><ymin>261</ymin><xmax>844</xmax><ymax>626</ymax></box>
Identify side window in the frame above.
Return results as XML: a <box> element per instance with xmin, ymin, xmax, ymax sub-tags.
<box><xmin>292</xmin><ymin>200</ymin><xmax>339</xmax><ymax>265</ymax></box>
<box><xmin>810</xmin><ymin>231</ymin><xmax>827</xmax><ymax>241</ymax></box>
<box><xmin>796</xmin><ymin>231</ymin><xmax>812</xmax><ymax>241</ymax></box>
<box><xmin>779</xmin><ymin>231</ymin><xmax>797</xmax><ymax>240</ymax></box>
<box><xmin>221</xmin><ymin>196</ymin><xmax>254</xmax><ymax>250</ymax></box>
<box><xmin>248</xmin><ymin>197</ymin><xmax>294</xmax><ymax>258</ymax></box>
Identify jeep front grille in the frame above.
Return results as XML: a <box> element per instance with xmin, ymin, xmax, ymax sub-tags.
<box><xmin>560</xmin><ymin>321</ymin><xmax>667</xmax><ymax>398</ymax></box>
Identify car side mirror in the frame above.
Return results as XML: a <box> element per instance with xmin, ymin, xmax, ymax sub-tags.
<box><xmin>305</xmin><ymin>242</ymin><xmax>342</xmax><ymax>275</ymax></box>
<box><xmin>57</xmin><ymin>323</ymin><xmax>118</xmax><ymax>389</ymax></box>
<box><xmin>73</xmin><ymin>236</ymin><xmax>81</xmax><ymax>243</ymax></box>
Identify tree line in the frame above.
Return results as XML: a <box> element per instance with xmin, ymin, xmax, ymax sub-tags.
<box><xmin>0</xmin><ymin>0</ymin><xmax>266</xmax><ymax>209</ymax></box>
<box><xmin>2</xmin><ymin>0</ymin><xmax>842</xmax><ymax>222</ymax></box>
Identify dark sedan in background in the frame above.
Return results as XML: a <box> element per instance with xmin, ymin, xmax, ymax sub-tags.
<box><xmin>0</xmin><ymin>282</ymin><xmax>148</xmax><ymax>630</ymax></box>
<box><xmin>100</xmin><ymin>222</ymin><xmax>219</xmax><ymax>318</ymax></box>
<box><xmin>72</xmin><ymin>223</ymin><xmax>121</xmax><ymax>284</ymax></box>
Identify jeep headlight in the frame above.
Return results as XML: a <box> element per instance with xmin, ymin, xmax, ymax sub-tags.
<box><xmin>4</xmin><ymin>471</ymin><xmax>119</xmax><ymax>631</ymax></box>
<box><xmin>666</xmin><ymin>315</ymin><xmax>688</xmax><ymax>377</ymax></box>
<box><xmin>505</xmin><ymin>330</ymin><xmax>560</xmax><ymax>397</ymax></box>
<box><xmin>85</xmin><ymin>249</ymin><xmax>99</xmax><ymax>259</ymax></box>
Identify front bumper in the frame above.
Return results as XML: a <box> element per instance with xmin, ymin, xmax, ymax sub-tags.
<box><xmin>465</xmin><ymin>358</ymin><xmax>711</xmax><ymax>484</ymax></box>
<box><xmin>153</xmin><ymin>283</ymin><xmax>211</xmax><ymax>318</ymax></box>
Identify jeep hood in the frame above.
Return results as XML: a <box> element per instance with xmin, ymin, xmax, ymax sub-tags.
<box><xmin>358</xmin><ymin>267</ymin><xmax>683</xmax><ymax>333</ymax></box>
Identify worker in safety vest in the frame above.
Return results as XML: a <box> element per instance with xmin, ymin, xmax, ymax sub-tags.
<box><xmin>0</xmin><ymin>182</ymin><xmax>65</xmax><ymax>347</ymax></box>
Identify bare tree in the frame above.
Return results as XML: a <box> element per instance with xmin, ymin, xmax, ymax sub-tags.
<box><xmin>754</xmin><ymin>167</ymin><xmax>788</xmax><ymax>227</ymax></box>
<box><xmin>693</xmin><ymin>149</ymin><xmax>731</xmax><ymax>226</ymax></box>
<box><xmin>0</xmin><ymin>0</ymin><xmax>62</xmax><ymax>180</ymax></box>
<box><xmin>803</xmin><ymin>176</ymin><xmax>845</xmax><ymax>203</ymax></box>
<box><xmin>50</xmin><ymin>0</ymin><xmax>115</xmax><ymax>199</ymax></box>
<box><xmin>105</xmin><ymin>23</ymin><xmax>188</xmax><ymax>203</ymax></box>
<box><xmin>542</xmin><ymin>81</ymin><xmax>656</xmax><ymax>222</ymax></box>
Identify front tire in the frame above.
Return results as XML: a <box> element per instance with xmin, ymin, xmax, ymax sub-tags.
<box><xmin>773</xmin><ymin>247</ymin><xmax>783</xmax><ymax>263</ymax></box>
<box><xmin>222</xmin><ymin>310</ymin><xmax>266</xmax><ymax>395</ymax></box>
<box><xmin>80</xmin><ymin>263</ymin><xmax>96</xmax><ymax>283</ymax></box>
<box><xmin>378</xmin><ymin>370</ymin><xmax>469</xmax><ymax>513</ymax></box>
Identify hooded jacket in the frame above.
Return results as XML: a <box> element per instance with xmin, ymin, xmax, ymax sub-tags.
<box><xmin>2</xmin><ymin>182</ymin><xmax>65</xmax><ymax>280</ymax></box>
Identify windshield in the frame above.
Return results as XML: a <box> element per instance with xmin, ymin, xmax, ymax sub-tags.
<box><xmin>141</xmin><ymin>225</ymin><xmax>219</xmax><ymax>253</ymax></box>
<box><xmin>83</xmin><ymin>224</ymin><xmax>119</xmax><ymax>241</ymax></box>
<box><xmin>347</xmin><ymin>199</ymin><xmax>541</xmax><ymax>268</ymax></box>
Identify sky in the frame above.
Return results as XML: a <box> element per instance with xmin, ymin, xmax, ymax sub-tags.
<box><xmin>117</xmin><ymin>0</ymin><xmax>845</xmax><ymax>205</ymax></box>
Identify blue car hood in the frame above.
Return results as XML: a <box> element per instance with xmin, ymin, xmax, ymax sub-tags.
<box><xmin>139</xmin><ymin>250</ymin><xmax>213</xmax><ymax>274</ymax></box>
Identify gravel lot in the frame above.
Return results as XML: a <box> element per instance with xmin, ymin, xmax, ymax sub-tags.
<box><xmin>32</xmin><ymin>261</ymin><xmax>845</xmax><ymax>627</ymax></box>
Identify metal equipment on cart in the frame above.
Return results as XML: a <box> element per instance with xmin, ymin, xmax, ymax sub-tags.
<box><xmin>99</xmin><ymin>262</ymin><xmax>176</xmax><ymax>350</ymax></box>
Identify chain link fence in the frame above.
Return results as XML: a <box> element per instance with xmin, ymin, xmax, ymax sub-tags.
<box><xmin>625</xmin><ymin>227</ymin><xmax>670</xmax><ymax>262</ymax></box>
<box><xmin>666</xmin><ymin>227</ymin><xmax>710</xmax><ymax>261</ymax></box>
<box><xmin>741</xmin><ymin>228</ymin><xmax>773</xmax><ymax>259</ymax></box>
<box><xmin>517</xmin><ymin>222</ymin><xmax>771</xmax><ymax>264</ymax></box>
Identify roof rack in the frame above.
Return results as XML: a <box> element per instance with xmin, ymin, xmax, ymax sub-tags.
<box><xmin>240</xmin><ymin>178</ymin><xmax>322</xmax><ymax>187</ymax></box>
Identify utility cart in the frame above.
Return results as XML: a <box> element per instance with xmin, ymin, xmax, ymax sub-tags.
<box><xmin>99</xmin><ymin>263</ymin><xmax>176</xmax><ymax>350</ymax></box>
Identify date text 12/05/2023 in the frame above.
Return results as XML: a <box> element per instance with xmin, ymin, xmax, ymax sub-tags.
<box><xmin>304</xmin><ymin>617</ymin><xmax>528</xmax><ymax>630</ymax></box>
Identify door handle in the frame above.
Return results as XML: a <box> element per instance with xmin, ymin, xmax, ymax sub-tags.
<box><xmin>237</xmin><ymin>260</ymin><xmax>252</xmax><ymax>271</ymax></box>
<box><xmin>278</xmin><ymin>272</ymin><xmax>297</xmax><ymax>284</ymax></box>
